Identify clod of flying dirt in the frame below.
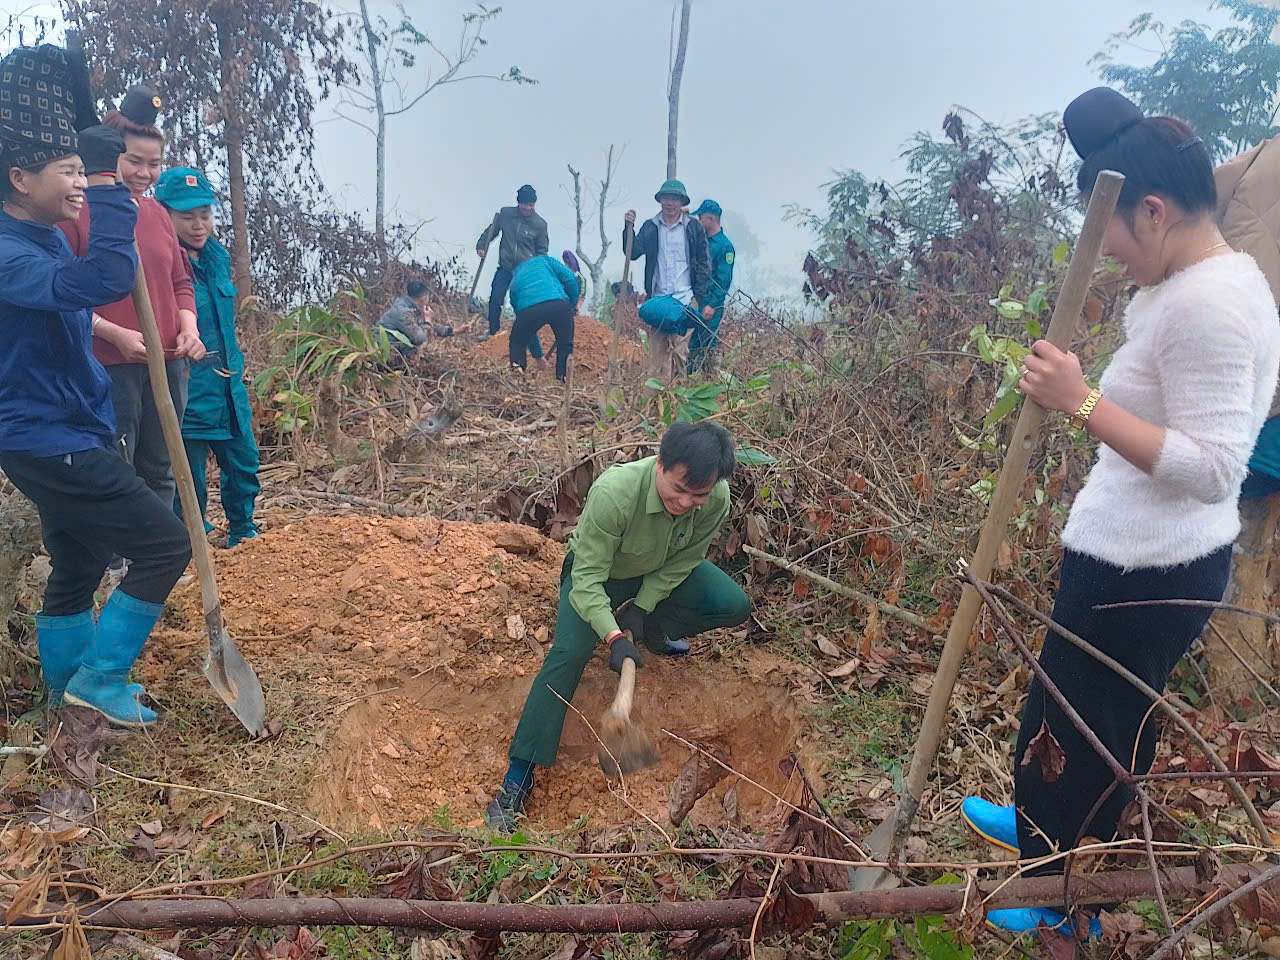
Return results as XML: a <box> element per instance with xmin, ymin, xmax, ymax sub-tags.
<box><xmin>483</xmin><ymin>523</ymin><xmax>544</xmax><ymax>555</ymax></box>
<box><xmin>668</xmin><ymin>744</ymin><xmax>731</xmax><ymax>825</ymax></box>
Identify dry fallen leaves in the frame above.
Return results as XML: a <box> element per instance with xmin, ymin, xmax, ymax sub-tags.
<box><xmin>1020</xmin><ymin>719</ymin><xmax>1067</xmax><ymax>784</ymax></box>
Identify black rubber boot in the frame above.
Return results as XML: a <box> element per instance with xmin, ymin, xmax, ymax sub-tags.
<box><xmin>641</xmin><ymin>633</ymin><xmax>690</xmax><ymax>657</ymax></box>
<box><xmin>485</xmin><ymin>781</ymin><xmax>530</xmax><ymax>832</ymax></box>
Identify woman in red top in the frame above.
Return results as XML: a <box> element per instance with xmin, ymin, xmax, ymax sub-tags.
<box><xmin>58</xmin><ymin>85</ymin><xmax>205</xmax><ymax>511</ymax></box>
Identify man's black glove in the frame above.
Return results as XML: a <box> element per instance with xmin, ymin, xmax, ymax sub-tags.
<box><xmin>615</xmin><ymin>604</ymin><xmax>647</xmax><ymax>647</ymax></box>
<box><xmin>77</xmin><ymin>125</ymin><xmax>125</xmax><ymax>177</ymax></box>
<box><xmin>607</xmin><ymin>631</ymin><xmax>644</xmax><ymax>674</ymax></box>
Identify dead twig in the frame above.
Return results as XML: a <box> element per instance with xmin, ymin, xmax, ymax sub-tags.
<box><xmin>1149</xmin><ymin>863</ymin><xmax>1280</xmax><ymax>960</ymax></box>
<box><xmin>743</xmin><ymin>545</ymin><xmax>940</xmax><ymax>635</ymax></box>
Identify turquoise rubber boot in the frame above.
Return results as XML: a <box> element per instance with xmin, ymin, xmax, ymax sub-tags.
<box><xmin>987</xmin><ymin>907</ymin><xmax>1102</xmax><ymax>939</ymax></box>
<box><xmin>64</xmin><ymin>591</ymin><xmax>161</xmax><ymax>728</ymax></box>
<box><xmin>960</xmin><ymin>796</ymin><xmax>1019</xmax><ymax>852</ymax></box>
<box><xmin>34</xmin><ymin>610</ymin><xmax>94</xmax><ymax>707</ymax></box>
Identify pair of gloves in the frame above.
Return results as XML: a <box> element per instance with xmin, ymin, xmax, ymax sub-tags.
<box><xmin>606</xmin><ymin>603</ymin><xmax>664</xmax><ymax>674</ymax></box>
<box><xmin>77</xmin><ymin>126</ymin><xmax>127</xmax><ymax>179</ymax></box>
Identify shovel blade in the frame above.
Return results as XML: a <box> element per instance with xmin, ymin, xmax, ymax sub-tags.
<box><xmin>203</xmin><ymin>625</ymin><xmax>267</xmax><ymax>738</ymax></box>
<box><xmin>849</xmin><ymin>817</ymin><xmax>903</xmax><ymax>891</ymax></box>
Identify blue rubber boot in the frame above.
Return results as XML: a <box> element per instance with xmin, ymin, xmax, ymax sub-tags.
<box><xmin>64</xmin><ymin>591</ymin><xmax>161</xmax><ymax>728</ymax></box>
<box><xmin>987</xmin><ymin>907</ymin><xmax>1102</xmax><ymax>940</ymax></box>
<box><xmin>34</xmin><ymin>610</ymin><xmax>94</xmax><ymax>707</ymax></box>
<box><xmin>961</xmin><ymin>796</ymin><xmax>1019</xmax><ymax>852</ymax></box>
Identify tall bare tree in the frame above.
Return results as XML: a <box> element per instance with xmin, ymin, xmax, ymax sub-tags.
<box><xmin>334</xmin><ymin>2</ymin><xmax>533</xmax><ymax>274</ymax></box>
<box><xmin>62</xmin><ymin>0</ymin><xmax>356</xmax><ymax>304</ymax></box>
<box><xmin>666</xmin><ymin>0</ymin><xmax>692</xmax><ymax>179</ymax></box>
<box><xmin>567</xmin><ymin>145</ymin><xmax>623</xmax><ymax>315</ymax></box>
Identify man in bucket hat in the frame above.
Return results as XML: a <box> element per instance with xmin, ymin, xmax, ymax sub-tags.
<box><xmin>623</xmin><ymin>179</ymin><xmax>711</xmax><ymax>382</ymax></box>
<box><xmin>154</xmin><ymin>166</ymin><xmax>260</xmax><ymax>549</ymax></box>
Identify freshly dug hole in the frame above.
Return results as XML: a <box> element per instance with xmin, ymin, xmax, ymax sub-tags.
<box><xmin>312</xmin><ymin>659</ymin><xmax>807</xmax><ymax>832</ymax></box>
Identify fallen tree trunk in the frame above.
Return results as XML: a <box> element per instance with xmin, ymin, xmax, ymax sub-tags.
<box><xmin>21</xmin><ymin>864</ymin><xmax>1269</xmax><ymax>932</ymax></box>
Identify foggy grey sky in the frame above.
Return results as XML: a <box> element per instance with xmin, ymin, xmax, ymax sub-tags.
<box><xmin>13</xmin><ymin>0</ymin><xmax>1226</xmax><ymax>293</ymax></box>
<box><xmin>311</xmin><ymin>0</ymin><xmax>1218</xmax><ymax>294</ymax></box>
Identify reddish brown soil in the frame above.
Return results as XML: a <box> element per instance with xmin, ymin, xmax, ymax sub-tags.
<box><xmin>143</xmin><ymin>515</ymin><xmax>810</xmax><ymax>834</ymax></box>
<box><xmin>312</xmin><ymin>649</ymin><xmax>811</xmax><ymax>833</ymax></box>
<box><xmin>474</xmin><ymin>314</ymin><xmax>643</xmax><ymax>373</ymax></box>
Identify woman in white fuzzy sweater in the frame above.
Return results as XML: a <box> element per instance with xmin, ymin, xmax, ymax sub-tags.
<box><xmin>961</xmin><ymin>87</ymin><xmax>1280</xmax><ymax>939</ymax></box>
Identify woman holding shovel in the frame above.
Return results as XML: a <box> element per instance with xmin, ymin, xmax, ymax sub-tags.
<box><xmin>0</xmin><ymin>44</ymin><xmax>191</xmax><ymax>729</ymax></box>
<box><xmin>960</xmin><ymin>87</ymin><xmax>1280</xmax><ymax>938</ymax></box>
<box><xmin>58</xmin><ymin>85</ymin><xmax>206</xmax><ymax>513</ymax></box>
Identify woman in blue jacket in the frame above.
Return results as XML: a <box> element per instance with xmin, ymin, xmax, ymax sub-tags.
<box><xmin>508</xmin><ymin>253</ymin><xmax>578</xmax><ymax>381</ymax></box>
<box><xmin>0</xmin><ymin>44</ymin><xmax>191</xmax><ymax>728</ymax></box>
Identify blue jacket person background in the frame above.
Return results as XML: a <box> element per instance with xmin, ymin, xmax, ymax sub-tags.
<box><xmin>689</xmin><ymin>199</ymin><xmax>735</xmax><ymax>374</ymax></box>
<box><xmin>486</xmin><ymin>422</ymin><xmax>750</xmax><ymax>830</ymax></box>
<box><xmin>0</xmin><ymin>44</ymin><xmax>191</xmax><ymax>729</ymax></box>
<box><xmin>155</xmin><ymin>167</ymin><xmax>261</xmax><ymax>548</ymax></box>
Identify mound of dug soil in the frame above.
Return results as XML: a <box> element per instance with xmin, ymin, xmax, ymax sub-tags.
<box><xmin>147</xmin><ymin>514</ymin><xmax>811</xmax><ymax>836</ymax></box>
<box><xmin>150</xmin><ymin>515</ymin><xmax>565</xmax><ymax>682</ymax></box>
<box><xmin>474</xmin><ymin>314</ymin><xmax>642</xmax><ymax>372</ymax></box>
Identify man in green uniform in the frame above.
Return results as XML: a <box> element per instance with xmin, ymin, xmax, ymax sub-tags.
<box><xmin>486</xmin><ymin>422</ymin><xmax>750</xmax><ymax>829</ymax></box>
<box><xmin>689</xmin><ymin>200</ymin><xmax>735</xmax><ymax>374</ymax></box>
<box><xmin>155</xmin><ymin>167</ymin><xmax>260</xmax><ymax>547</ymax></box>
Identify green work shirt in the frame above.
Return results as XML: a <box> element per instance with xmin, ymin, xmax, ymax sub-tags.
<box><xmin>567</xmin><ymin>455</ymin><xmax>730</xmax><ymax>640</ymax></box>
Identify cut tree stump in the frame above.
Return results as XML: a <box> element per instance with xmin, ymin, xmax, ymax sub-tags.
<box><xmin>1207</xmin><ymin>492</ymin><xmax>1280</xmax><ymax>705</ymax></box>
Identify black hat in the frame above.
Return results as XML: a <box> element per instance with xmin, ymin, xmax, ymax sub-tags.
<box><xmin>119</xmin><ymin>84</ymin><xmax>162</xmax><ymax>127</ymax></box>
<box><xmin>0</xmin><ymin>44</ymin><xmax>79</xmax><ymax>169</ymax></box>
<box><xmin>1064</xmin><ymin>87</ymin><xmax>1144</xmax><ymax>161</ymax></box>
<box><xmin>516</xmin><ymin>184</ymin><xmax>536</xmax><ymax>204</ymax></box>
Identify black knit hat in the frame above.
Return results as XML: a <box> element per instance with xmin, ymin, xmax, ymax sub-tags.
<box><xmin>1064</xmin><ymin>87</ymin><xmax>1144</xmax><ymax>161</ymax></box>
<box><xmin>119</xmin><ymin>84</ymin><xmax>162</xmax><ymax>127</ymax></box>
<box><xmin>0</xmin><ymin>44</ymin><xmax>79</xmax><ymax>169</ymax></box>
<box><xmin>516</xmin><ymin>184</ymin><xmax>536</xmax><ymax>204</ymax></box>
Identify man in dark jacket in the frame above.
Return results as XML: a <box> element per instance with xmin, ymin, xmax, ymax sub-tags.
<box><xmin>377</xmin><ymin>281</ymin><xmax>432</xmax><ymax>356</ymax></box>
<box><xmin>623</xmin><ymin>179</ymin><xmax>712</xmax><ymax>382</ymax></box>
<box><xmin>476</xmin><ymin>185</ymin><xmax>549</xmax><ymax>343</ymax></box>
<box><xmin>689</xmin><ymin>199</ymin><xmax>735</xmax><ymax>374</ymax></box>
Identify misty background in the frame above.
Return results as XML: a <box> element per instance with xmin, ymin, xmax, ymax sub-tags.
<box><xmin>308</xmin><ymin>0</ymin><xmax>1220</xmax><ymax>300</ymax></box>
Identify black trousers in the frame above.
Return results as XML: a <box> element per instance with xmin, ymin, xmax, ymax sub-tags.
<box><xmin>1014</xmin><ymin>546</ymin><xmax>1232</xmax><ymax>871</ymax></box>
<box><xmin>510</xmin><ymin>299</ymin><xmax>574</xmax><ymax>381</ymax></box>
<box><xmin>487</xmin><ymin>267</ymin><xmax>513</xmax><ymax>335</ymax></box>
<box><xmin>0</xmin><ymin>447</ymin><xmax>192</xmax><ymax>615</ymax></box>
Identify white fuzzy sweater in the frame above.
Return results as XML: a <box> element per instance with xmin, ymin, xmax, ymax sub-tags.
<box><xmin>1062</xmin><ymin>253</ymin><xmax>1280</xmax><ymax>569</ymax></box>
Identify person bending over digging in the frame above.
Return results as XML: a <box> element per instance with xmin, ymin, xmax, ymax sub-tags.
<box><xmin>0</xmin><ymin>44</ymin><xmax>191</xmax><ymax>729</ymax></box>
<box><xmin>155</xmin><ymin>167</ymin><xmax>261</xmax><ymax>549</ymax></box>
<box><xmin>960</xmin><ymin>87</ymin><xmax>1280</xmax><ymax>939</ymax></box>
<box><xmin>508</xmin><ymin>252</ymin><xmax>578</xmax><ymax>380</ymax></box>
<box><xmin>486</xmin><ymin>422</ymin><xmax>751</xmax><ymax>829</ymax></box>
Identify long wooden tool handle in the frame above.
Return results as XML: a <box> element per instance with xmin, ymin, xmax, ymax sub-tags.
<box><xmin>890</xmin><ymin>169</ymin><xmax>1125</xmax><ymax>838</ymax></box>
<box><xmin>130</xmin><ymin>246</ymin><xmax>225</xmax><ymax>634</ymax></box>
<box><xmin>611</xmin><ymin>656</ymin><xmax>637</xmax><ymax>718</ymax></box>
<box><xmin>604</xmin><ymin>223</ymin><xmax>635</xmax><ymax>408</ymax></box>
<box><xmin>465</xmin><ymin>213</ymin><xmax>498</xmax><ymax>332</ymax></box>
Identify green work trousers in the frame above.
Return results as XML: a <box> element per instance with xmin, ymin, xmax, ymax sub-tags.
<box><xmin>175</xmin><ymin>434</ymin><xmax>261</xmax><ymax>547</ymax></box>
<box><xmin>509</xmin><ymin>553</ymin><xmax>750</xmax><ymax>767</ymax></box>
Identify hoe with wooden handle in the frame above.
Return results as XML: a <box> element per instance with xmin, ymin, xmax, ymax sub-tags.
<box><xmin>850</xmin><ymin>169</ymin><xmax>1125</xmax><ymax>891</ymax></box>
<box><xmin>597</xmin><ymin>601</ymin><xmax>659</xmax><ymax>777</ymax></box>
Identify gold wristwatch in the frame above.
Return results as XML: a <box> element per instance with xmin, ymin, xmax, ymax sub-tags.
<box><xmin>1070</xmin><ymin>388</ymin><xmax>1102</xmax><ymax>431</ymax></box>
